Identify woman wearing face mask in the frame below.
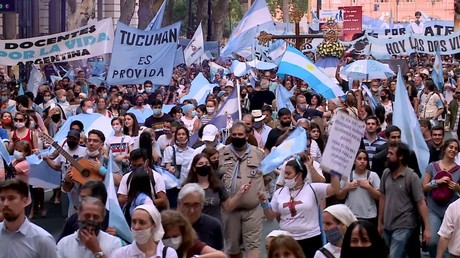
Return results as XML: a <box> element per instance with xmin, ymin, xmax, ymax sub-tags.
<box><xmin>340</xmin><ymin>220</ymin><xmax>388</xmax><ymax>258</ymax></box>
<box><xmin>8</xmin><ymin>112</ymin><xmax>38</xmax><ymax>155</ymax></box>
<box><xmin>120</xmin><ymin>99</ymin><xmax>132</xmax><ymax>114</ymax></box>
<box><xmin>200</xmin><ymin>99</ymin><xmax>217</xmax><ymax>126</ymax></box>
<box><xmin>202</xmin><ymin>147</ymin><xmax>219</xmax><ymax>171</ymax></box>
<box><xmin>162</xmin><ymin>126</ymin><xmax>194</xmax><ymax>208</ymax></box>
<box><xmin>1</xmin><ymin>111</ymin><xmax>13</xmax><ymax>134</ymax></box>
<box><xmin>108</xmin><ymin>95</ymin><xmax>121</xmax><ymax>118</ymax></box>
<box><xmin>259</xmin><ymin>158</ymin><xmax>341</xmax><ymax>258</ymax></box>
<box><xmin>161</xmin><ymin>210</ymin><xmax>226</xmax><ymax>258</ymax></box>
<box><xmin>169</xmin><ymin>106</ymin><xmax>183</xmax><ymax>123</ymax></box>
<box><xmin>313</xmin><ymin>204</ymin><xmax>357</xmax><ymax>258</ymax></box>
<box><xmin>180</xmin><ymin>104</ymin><xmax>199</xmax><ymax>135</ymax></box>
<box><xmin>95</xmin><ymin>97</ymin><xmax>112</xmax><ymax>117</ymax></box>
<box><xmin>127</xmin><ymin>95</ymin><xmax>154</xmax><ymax>125</ymax></box>
<box><xmin>106</xmin><ymin>118</ymin><xmax>134</xmax><ymax>174</ymax></box>
<box><xmin>44</xmin><ymin>106</ymin><xmax>66</xmax><ymax>138</ymax></box>
<box><xmin>115</xmin><ymin>204</ymin><xmax>178</xmax><ymax>258</ymax></box>
<box><xmin>183</xmin><ymin>154</ymin><xmax>250</xmax><ymax>222</ymax></box>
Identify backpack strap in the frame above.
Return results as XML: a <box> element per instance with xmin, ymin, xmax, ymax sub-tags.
<box><xmin>366</xmin><ymin>170</ymin><xmax>371</xmax><ymax>179</ymax></box>
<box><xmin>349</xmin><ymin>170</ymin><xmax>353</xmax><ymax>182</ymax></box>
<box><xmin>319</xmin><ymin>247</ymin><xmax>336</xmax><ymax>258</ymax></box>
<box><xmin>162</xmin><ymin>246</ymin><xmax>168</xmax><ymax>258</ymax></box>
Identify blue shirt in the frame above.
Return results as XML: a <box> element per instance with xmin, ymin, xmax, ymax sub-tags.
<box><xmin>0</xmin><ymin>218</ymin><xmax>58</xmax><ymax>258</ymax></box>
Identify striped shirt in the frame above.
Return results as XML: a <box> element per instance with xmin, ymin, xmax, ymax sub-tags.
<box><xmin>363</xmin><ymin>135</ymin><xmax>387</xmax><ymax>166</ymax></box>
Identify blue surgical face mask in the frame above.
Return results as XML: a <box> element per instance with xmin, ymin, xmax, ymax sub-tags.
<box><xmin>325</xmin><ymin>227</ymin><xmax>342</xmax><ymax>245</ymax></box>
<box><xmin>153</xmin><ymin>109</ymin><xmax>161</xmax><ymax>116</ymax></box>
<box><xmin>191</xmin><ymin>111</ymin><xmax>197</xmax><ymax>117</ymax></box>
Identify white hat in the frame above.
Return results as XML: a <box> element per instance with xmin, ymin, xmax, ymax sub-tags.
<box><xmin>202</xmin><ymin>124</ymin><xmax>219</xmax><ymax>142</ymax></box>
<box><xmin>134</xmin><ymin>204</ymin><xmax>165</xmax><ymax>241</ymax></box>
<box><xmin>324</xmin><ymin>204</ymin><xmax>357</xmax><ymax>227</ymax></box>
<box><xmin>226</xmin><ymin>80</ymin><xmax>234</xmax><ymax>87</ymax></box>
<box><xmin>251</xmin><ymin>110</ymin><xmax>266</xmax><ymax>122</ymax></box>
<box><xmin>266</xmin><ymin>230</ymin><xmax>291</xmax><ymax>239</ymax></box>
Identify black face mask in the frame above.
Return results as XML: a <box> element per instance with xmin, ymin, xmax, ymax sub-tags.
<box><xmin>67</xmin><ymin>141</ymin><xmax>79</xmax><ymax>149</ymax></box>
<box><xmin>232</xmin><ymin>137</ymin><xmax>247</xmax><ymax>149</ymax></box>
<box><xmin>136</xmin><ymin>102</ymin><xmax>143</xmax><ymax>107</ymax></box>
<box><xmin>381</xmin><ymin>95</ymin><xmax>387</xmax><ymax>100</ymax></box>
<box><xmin>78</xmin><ymin>220</ymin><xmax>102</xmax><ymax>235</ymax></box>
<box><xmin>211</xmin><ymin>161</ymin><xmax>219</xmax><ymax>171</ymax></box>
<box><xmin>51</xmin><ymin>114</ymin><xmax>61</xmax><ymax>123</ymax></box>
<box><xmin>196</xmin><ymin>165</ymin><xmax>211</xmax><ymax>177</ymax></box>
<box><xmin>345</xmin><ymin>247</ymin><xmax>374</xmax><ymax>258</ymax></box>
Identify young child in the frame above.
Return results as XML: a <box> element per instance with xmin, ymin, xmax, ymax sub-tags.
<box><xmin>12</xmin><ymin>140</ymin><xmax>32</xmax><ymax>184</ymax></box>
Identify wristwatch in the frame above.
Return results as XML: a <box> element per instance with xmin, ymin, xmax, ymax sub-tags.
<box><xmin>94</xmin><ymin>251</ymin><xmax>104</xmax><ymax>258</ymax></box>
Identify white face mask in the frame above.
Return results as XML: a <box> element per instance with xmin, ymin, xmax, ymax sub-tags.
<box><xmin>86</xmin><ymin>149</ymin><xmax>100</xmax><ymax>158</ymax></box>
<box><xmin>86</xmin><ymin>108</ymin><xmax>94</xmax><ymax>114</ymax></box>
<box><xmin>206</xmin><ymin>107</ymin><xmax>215</xmax><ymax>114</ymax></box>
<box><xmin>29</xmin><ymin>121</ymin><xmax>36</xmax><ymax>129</ymax></box>
<box><xmin>112</xmin><ymin>125</ymin><xmax>122</xmax><ymax>132</ymax></box>
<box><xmin>14</xmin><ymin>122</ymin><xmax>25</xmax><ymax>129</ymax></box>
<box><xmin>285</xmin><ymin>174</ymin><xmax>299</xmax><ymax>189</ymax></box>
<box><xmin>132</xmin><ymin>227</ymin><xmax>152</xmax><ymax>244</ymax></box>
<box><xmin>163</xmin><ymin>236</ymin><xmax>182</xmax><ymax>250</ymax></box>
<box><xmin>13</xmin><ymin>150</ymin><xmax>23</xmax><ymax>160</ymax></box>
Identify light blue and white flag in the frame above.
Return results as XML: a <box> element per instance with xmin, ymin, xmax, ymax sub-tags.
<box><xmin>50</xmin><ymin>75</ymin><xmax>62</xmax><ymax>85</ymax></box>
<box><xmin>278</xmin><ymin>46</ymin><xmax>344</xmax><ymax>100</ymax></box>
<box><xmin>361</xmin><ymin>84</ymin><xmax>377</xmax><ymax>111</ymax></box>
<box><xmin>0</xmin><ymin>141</ymin><xmax>11</xmax><ymax>165</ymax></box>
<box><xmin>230</xmin><ymin>60</ymin><xmax>248</xmax><ymax>77</ymax></box>
<box><xmin>432</xmin><ymin>46</ymin><xmax>443</xmax><ymax>90</ymax></box>
<box><xmin>153</xmin><ymin>166</ymin><xmax>180</xmax><ymax>189</ymax></box>
<box><xmin>145</xmin><ymin>0</ymin><xmax>167</xmax><ymax>30</ymax></box>
<box><xmin>221</xmin><ymin>0</ymin><xmax>275</xmax><ymax>57</ymax></box>
<box><xmin>107</xmin><ymin>21</ymin><xmax>180</xmax><ymax>85</ymax></box>
<box><xmin>174</xmin><ymin>47</ymin><xmax>185</xmax><ymax>67</ymax></box>
<box><xmin>184</xmin><ymin>23</ymin><xmax>205</xmax><ymax>66</ymax></box>
<box><xmin>276</xmin><ymin>84</ymin><xmax>294</xmax><ymax>112</ymax></box>
<box><xmin>260</xmin><ymin>126</ymin><xmax>307</xmax><ymax>174</ymax></box>
<box><xmin>209</xmin><ymin>62</ymin><xmax>230</xmax><ymax>80</ymax></box>
<box><xmin>64</xmin><ymin>67</ymin><xmax>75</xmax><ymax>82</ymax></box>
<box><xmin>27</xmin><ymin>152</ymin><xmax>62</xmax><ymax>189</ymax></box>
<box><xmin>126</xmin><ymin>107</ymin><xmax>154</xmax><ymax>125</ymax></box>
<box><xmin>18</xmin><ymin>82</ymin><xmax>25</xmax><ymax>96</ymax></box>
<box><xmin>181</xmin><ymin>73</ymin><xmax>216</xmax><ymax>105</ymax></box>
<box><xmin>52</xmin><ymin>114</ymin><xmax>113</xmax><ymax>144</ymax></box>
<box><xmin>393</xmin><ymin>67</ymin><xmax>430</xmax><ymax>175</ymax></box>
<box><xmin>105</xmin><ymin>152</ymin><xmax>133</xmax><ymax>243</ymax></box>
<box><xmin>246</xmin><ymin>60</ymin><xmax>277</xmax><ymax>70</ymax></box>
<box><xmin>27</xmin><ymin>64</ymin><xmax>45</xmax><ymax>96</ymax></box>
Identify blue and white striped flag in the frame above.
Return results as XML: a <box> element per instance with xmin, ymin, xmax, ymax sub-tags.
<box><xmin>181</xmin><ymin>73</ymin><xmax>216</xmax><ymax>105</ymax></box>
<box><xmin>105</xmin><ymin>152</ymin><xmax>133</xmax><ymax>243</ymax></box>
<box><xmin>27</xmin><ymin>64</ymin><xmax>45</xmax><ymax>96</ymax></box>
<box><xmin>432</xmin><ymin>46</ymin><xmax>443</xmax><ymax>90</ymax></box>
<box><xmin>145</xmin><ymin>0</ymin><xmax>167</xmax><ymax>30</ymax></box>
<box><xmin>276</xmin><ymin>84</ymin><xmax>295</xmax><ymax>112</ymax></box>
<box><xmin>153</xmin><ymin>166</ymin><xmax>180</xmax><ymax>189</ymax></box>
<box><xmin>278</xmin><ymin>46</ymin><xmax>344</xmax><ymax>100</ymax></box>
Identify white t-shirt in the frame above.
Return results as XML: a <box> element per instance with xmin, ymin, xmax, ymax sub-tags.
<box><xmin>181</xmin><ymin>116</ymin><xmax>197</xmax><ymax>134</ymax></box>
<box><xmin>118</xmin><ymin>170</ymin><xmax>166</xmax><ymax>197</ymax></box>
<box><xmin>106</xmin><ymin>135</ymin><xmax>134</xmax><ymax>156</ymax></box>
<box><xmin>157</xmin><ymin>134</ymin><xmax>173</xmax><ymax>153</ymax></box>
<box><xmin>313</xmin><ymin>243</ymin><xmax>341</xmax><ymax>258</ymax></box>
<box><xmin>276</xmin><ymin>160</ymin><xmax>324</xmax><ymax>186</ymax></box>
<box><xmin>271</xmin><ymin>183</ymin><xmax>328</xmax><ymax>240</ymax></box>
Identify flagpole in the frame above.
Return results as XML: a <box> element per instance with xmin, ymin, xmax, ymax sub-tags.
<box><xmin>237</xmin><ymin>81</ymin><xmax>242</xmax><ymax>120</ymax></box>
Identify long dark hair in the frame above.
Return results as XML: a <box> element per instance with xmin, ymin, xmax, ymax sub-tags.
<box><xmin>124</xmin><ymin>172</ymin><xmax>154</xmax><ymax>226</ymax></box>
<box><xmin>123</xmin><ymin>112</ymin><xmax>140</xmax><ymax>137</ymax></box>
<box><xmin>340</xmin><ymin>220</ymin><xmax>388</xmax><ymax>258</ymax></box>
<box><xmin>440</xmin><ymin>138</ymin><xmax>459</xmax><ymax>160</ymax></box>
<box><xmin>310</xmin><ymin>122</ymin><xmax>325</xmax><ymax>152</ymax></box>
<box><xmin>353</xmin><ymin>149</ymin><xmax>371</xmax><ymax>171</ymax></box>
<box><xmin>139</xmin><ymin>131</ymin><xmax>153</xmax><ymax>167</ymax></box>
<box><xmin>286</xmin><ymin>158</ymin><xmax>308</xmax><ymax>180</ymax></box>
<box><xmin>184</xmin><ymin>153</ymin><xmax>221</xmax><ymax>190</ymax></box>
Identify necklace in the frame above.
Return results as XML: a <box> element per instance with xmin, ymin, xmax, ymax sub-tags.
<box><xmin>289</xmin><ymin>184</ymin><xmax>305</xmax><ymax>201</ymax></box>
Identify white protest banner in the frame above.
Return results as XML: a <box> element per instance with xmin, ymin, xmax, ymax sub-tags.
<box><xmin>366</xmin><ymin>31</ymin><xmax>460</xmax><ymax>56</ymax></box>
<box><xmin>321</xmin><ymin>112</ymin><xmax>365</xmax><ymax>177</ymax></box>
<box><xmin>184</xmin><ymin>23</ymin><xmax>204</xmax><ymax>66</ymax></box>
<box><xmin>107</xmin><ymin>22</ymin><xmax>180</xmax><ymax>85</ymax></box>
<box><xmin>0</xmin><ymin>18</ymin><xmax>113</xmax><ymax>66</ymax></box>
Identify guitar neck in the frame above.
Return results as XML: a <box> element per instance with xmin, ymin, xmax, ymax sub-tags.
<box><xmin>51</xmin><ymin>141</ymin><xmax>83</xmax><ymax>171</ymax></box>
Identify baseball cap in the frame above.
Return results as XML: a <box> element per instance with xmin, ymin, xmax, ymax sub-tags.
<box><xmin>202</xmin><ymin>124</ymin><xmax>219</xmax><ymax>142</ymax></box>
<box><xmin>67</xmin><ymin>129</ymin><xmax>81</xmax><ymax>140</ymax></box>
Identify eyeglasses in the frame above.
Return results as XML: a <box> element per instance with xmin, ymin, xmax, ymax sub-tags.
<box><xmin>182</xmin><ymin>203</ymin><xmax>201</xmax><ymax>210</ymax></box>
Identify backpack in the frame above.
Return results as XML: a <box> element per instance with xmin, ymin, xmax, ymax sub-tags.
<box><xmin>349</xmin><ymin>170</ymin><xmax>371</xmax><ymax>182</ymax></box>
<box><xmin>431</xmin><ymin>162</ymin><xmax>459</xmax><ymax>204</ymax></box>
<box><xmin>319</xmin><ymin>247</ymin><xmax>335</xmax><ymax>258</ymax></box>
<box><xmin>4</xmin><ymin>159</ymin><xmax>16</xmax><ymax>180</ymax></box>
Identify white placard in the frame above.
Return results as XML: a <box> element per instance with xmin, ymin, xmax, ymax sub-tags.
<box><xmin>321</xmin><ymin>112</ymin><xmax>365</xmax><ymax>176</ymax></box>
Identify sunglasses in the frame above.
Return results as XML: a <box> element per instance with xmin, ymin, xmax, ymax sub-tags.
<box><xmin>14</xmin><ymin>118</ymin><xmax>24</xmax><ymax>122</ymax></box>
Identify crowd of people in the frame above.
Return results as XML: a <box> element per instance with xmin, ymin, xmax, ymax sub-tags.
<box><xmin>0</xmin><ymin>44</ymin><xmax>460</xmax><ymax>258</ymax></box>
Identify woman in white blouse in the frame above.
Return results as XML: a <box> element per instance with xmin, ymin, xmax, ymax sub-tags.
<box><xmin>114</xmin><ymin>204</ymin><xmax>178</xmax><ymax>258</ymax></box>
<box><xmin>259</xmin><ymin>158</ymin><xmax>341</xmax><ymax>258</ymax></box>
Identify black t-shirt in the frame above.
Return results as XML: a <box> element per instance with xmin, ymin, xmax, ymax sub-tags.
<box><xmin>192</xmin><ymin>214</ymin><xmax>224</xmax><ymax>250</ymax></box>
<box><xmin>144</xmin><ymin>113</ymin><xmax>172</xmax><ymax>140</ymax></box>
<box><xmin>203</xmin><ymin>185</ymin><xmax>229</xmax><ymax>222</ymax></box>
<box><xmin>264</xmin><ymin>128</ymin><xmax>284</xmax><ymax>151</ymax></box>
<box><xmin>249</xmin><ymin>90</ymin><xmax>276</xmax><ymax>110</ymax></box>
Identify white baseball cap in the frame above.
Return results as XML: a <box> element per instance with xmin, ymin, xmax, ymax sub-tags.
<box><xmin>202</xmin><ymin>124</ymin><xmax>219</xmax><ymax>142</ymax></box>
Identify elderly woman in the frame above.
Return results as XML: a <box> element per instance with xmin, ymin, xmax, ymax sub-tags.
<box><xmin>114</xmin><ymin>204</ymin><xmax>178</xmax><ymax>258</ymax></box>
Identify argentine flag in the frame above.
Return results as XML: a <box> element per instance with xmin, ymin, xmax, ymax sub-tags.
<box><xmin>278</xmin><ymin>46</ymin><xmax>344</xmax><ymax>100</ymax></box>
<box><xmin>431</xmin><ymin>47</ymin><xmax>443</xmax><ymax>90</ymax></box>
<box><xmin>220</xmin><ymin>0</ymin><xmax>275</xmax><ymax>57</ymax></box>
<box><xmin>145</xmin><ymin>0</ymin><xmax>167</xmax><ymax>30</ymax></box>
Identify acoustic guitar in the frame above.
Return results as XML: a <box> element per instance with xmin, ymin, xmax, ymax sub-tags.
<box><xmin>40</xmin><ymin>132</ymin><xmax>103</xmax><ymax>185</ymax></box>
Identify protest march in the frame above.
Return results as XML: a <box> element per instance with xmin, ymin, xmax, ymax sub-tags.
<box><xmin>2</xmin><ymin>0</ymin><xmax>460</xmax><ymax>258</ymax></box>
